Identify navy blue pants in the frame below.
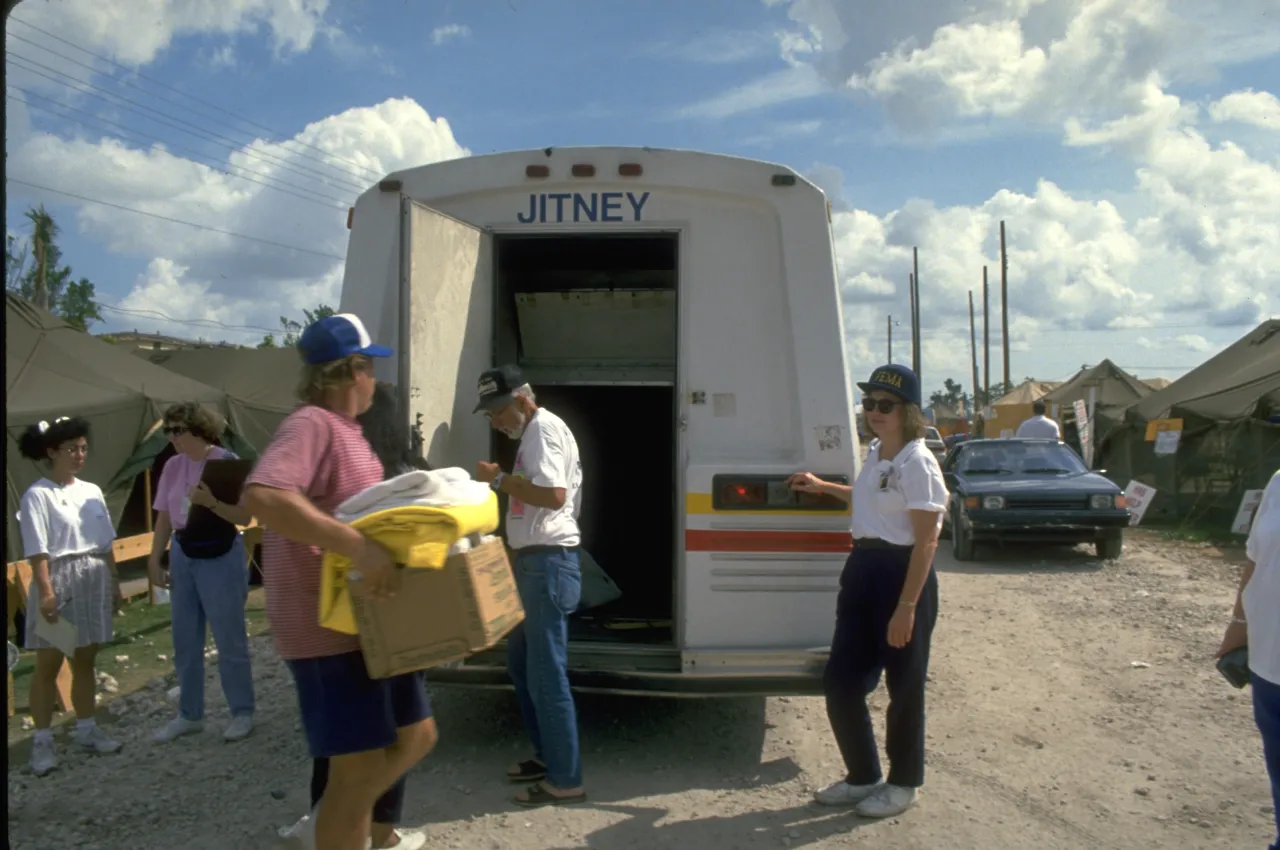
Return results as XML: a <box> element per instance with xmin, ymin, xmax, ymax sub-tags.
<box><xmin>824</xmin><ymin>543</ymin><xmax>939</xmax><ymax>788</ymax></box>
<box><xmin>287</xmin><ymin>652</ymin><xmax>433</xmax><ymax>826</ymax></box>
<box><xmin>1255</xmin><ymin>671</ymin><xmax>1280</xmax><ymax>850</ymax></box>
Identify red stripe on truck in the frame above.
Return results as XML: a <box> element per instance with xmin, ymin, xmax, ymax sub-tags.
<box><xmin>685</xmin><ymin>529</ymin><xmax>853</xmax><ymax>553</ymax></box>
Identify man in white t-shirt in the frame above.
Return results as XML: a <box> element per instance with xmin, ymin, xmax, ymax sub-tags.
<box><xmin>473</xmin><ymin>364</ymin><xmax>586</xmax><ymax>809</ymax></box>
<box><xmin>1015</xmin><ymin>401</ymin><xmax>1062</xmax><ymax>440</ymax></box>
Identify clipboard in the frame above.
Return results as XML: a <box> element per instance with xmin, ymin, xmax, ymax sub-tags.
<box><xmin>183</xmin><ymin>458</ymin><xmax>254</xmax><ymax>539</ymax></box>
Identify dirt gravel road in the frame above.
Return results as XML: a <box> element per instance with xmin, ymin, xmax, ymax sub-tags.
<box><xmin>7</xmin><ymin>532</ymin><xmax>1273</xmax><ymax>850</ymax></box>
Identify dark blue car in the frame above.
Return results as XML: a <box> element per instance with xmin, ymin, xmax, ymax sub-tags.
<box><xmin>940</xmin><ymin>438</ymin><xmax>1130</xmax><ymax>561</ymax></box>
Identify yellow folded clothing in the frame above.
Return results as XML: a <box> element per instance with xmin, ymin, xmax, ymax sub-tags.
<box><xmin>319</xmin><ymin>497</ymin><xmax>499</xmax><ymax>635</ymax></box>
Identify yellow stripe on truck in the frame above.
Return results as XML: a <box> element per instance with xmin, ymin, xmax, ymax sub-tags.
<box><xmin>684</xmin><ymin>493</ymin><xmax>851</xmax><ymax>517</ymax></box>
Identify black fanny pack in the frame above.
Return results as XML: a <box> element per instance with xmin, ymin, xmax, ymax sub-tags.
<box><xmin>174</xmin><ymin>521</ymin><xmax>239</xmax><ymax>560</ymax></box>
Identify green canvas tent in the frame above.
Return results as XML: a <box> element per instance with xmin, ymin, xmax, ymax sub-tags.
<box><xmin>1098</xmin><ymin>320</ymin><xmax>1280</xmax><ymax>526</ymax></box>
<box><xmin>136</xmin><ymin>346</ymin><xmax>302</xmax><ymax>454</ymax></box>
<box><xmin>5</xmin><ymin>295</ymin><xmax>234</xmax><ymax>559</ymax></box>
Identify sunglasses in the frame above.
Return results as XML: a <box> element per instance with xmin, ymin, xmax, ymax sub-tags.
<box><xmin>862</xmin><ymin>397</ymin><xmax>904</xmax><ymax>414</ymax></box>
<box><xmin>163</xmin><ymin>425</ymin><xmax>188</xmax><ymax>436</ymax></box>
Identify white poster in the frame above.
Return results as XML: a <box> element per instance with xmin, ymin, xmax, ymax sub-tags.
<box><xmin>1123</xmin><ymin>481</ymin><xmax>1157</xmax><ymax>526</ymax></box>
<box><xmin>1074</xmin><ymin>399</ymin><xmax>1093</xmax><ymax>468</ymax></box>
<box><xmin>1232</xmin><ymin>489</ymin><xmax>1265</xmax><ymax>535</ymax></box>
<box><xmin>1153</xmin><ymin>429</ymin><xmax>1181</xmax><ymax>456</ymax></box>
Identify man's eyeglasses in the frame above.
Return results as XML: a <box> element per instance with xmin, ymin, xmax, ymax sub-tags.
<box><xmin>862</xmin><ymin>398</ymin><xmax>903</xmax><ymax>414</ymax></box>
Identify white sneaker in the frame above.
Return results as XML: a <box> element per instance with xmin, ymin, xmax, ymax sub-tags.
<box><xmin>813</xmin><ymin>779</ymin><xmax>882</xmax><ymax>806</ymax></box>
<box><xmin>75</xmin><ymin>725</ymin><xmax>122</xmax><ymax>754</ymax></box>
<box><xmin>152</xmin><ymin>716</ymin><xmax>203</xmax><ymax>743</ymax></box>
<box><xmin>854</xmin><ymin>783</ymin><xmax>919</xmax><ymax>818</ymax></box>
<box><xmin>388</xmin><ymin>830</ymin><xmax>427</xmax><ymax>850</ymax></box>
<box><xmin>30</xmin><ymin>737</ymin><xmax>57</xmax><ymax>776</ymax></box>
<box><xmin>222</xmin><ymin>714</ymin><xmax>254</xmax><ymax>741</ymax></box>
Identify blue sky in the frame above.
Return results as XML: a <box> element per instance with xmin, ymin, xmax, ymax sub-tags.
<box><xmin>6</xmin><ymin>0</ymin><xmax>1279</xmax><ymax>394</ymax></box>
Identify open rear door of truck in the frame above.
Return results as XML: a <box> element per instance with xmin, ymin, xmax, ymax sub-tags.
<box><xmin>400</xmin><ymin>199</ymin><xmax>494</xmax><ymax>470</ymax></box>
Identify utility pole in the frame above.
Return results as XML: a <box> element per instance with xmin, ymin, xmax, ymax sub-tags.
<box><xmin>968</xmin><ymin>291</ymin><xmax>980</xmax><ymax>421</ymax></box>
<box><xmin>912</xmin><ymin>247</ymin><xmax>922</xmax><ymax>384</ymax></box>
<box><xmin>1000</xmin><ymin>220</ymin><xmax>1010</xmax><ymax>391</ymax></box>
<box><xmin>982</xmin><ymin>265</ymin><xmax>991</xmax><ymax>408</ymax></box>
<box><xmin>907</xmin><ymin>274</ymin><xmax>916</xmax><ymax>372</ymax></box>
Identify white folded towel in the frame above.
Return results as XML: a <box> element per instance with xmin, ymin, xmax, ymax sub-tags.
<box><xmin>335</xmin><ymin>467</ymin><xmax>492</xmax><ymax>523</ymax></box>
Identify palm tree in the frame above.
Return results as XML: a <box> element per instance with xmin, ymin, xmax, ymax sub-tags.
<box><xmin>25</xmin><ymin>205</ymin><xmax>57</xmax><ymax>310</ymax></box>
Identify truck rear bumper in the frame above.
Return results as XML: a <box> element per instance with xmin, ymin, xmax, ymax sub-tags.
<box><xmin>426</xmin><ymin>663</ymin><xmax>826</xmax><ymax>697</ymax></box>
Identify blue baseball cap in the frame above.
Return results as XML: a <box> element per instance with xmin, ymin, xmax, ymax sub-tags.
<box><xmin>857</xmin><ymin>364</ymin><xmax>921</xmax><ymax>406</ymax></box>
<box><xmin>297</xmin><ymin>313</ymin><xmax>393</xmax><ymax>365</ymax></box>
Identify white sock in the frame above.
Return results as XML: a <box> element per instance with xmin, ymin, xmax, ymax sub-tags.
<box><xmin>76</xmin><ymin>718</ymin><xmax>96</xmax><ymax>736</ymax></box>
<box><xmin>33</xmin><ymin>728</ymin><xmax>53</xmax><ymax>745</ymax></box>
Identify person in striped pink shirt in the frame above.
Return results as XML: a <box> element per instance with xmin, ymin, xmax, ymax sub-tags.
<box><xmin>243</xmin><ymin>314</ymin><xmax>435</xmax><ymax>850</ymax></box>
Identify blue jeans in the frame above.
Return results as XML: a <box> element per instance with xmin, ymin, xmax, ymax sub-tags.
<box><xmin>1255</xmin><ymin>671</ymin><xmax>1280</xmax><ymax>850</ymax></box>
<box><xmin>507</xmin><ymin>548</ymin><xmax>583</xmax><ymax>789</ymax></box>
<box><xmin>170</xmin><ymin>535</ymin><xmax>255</xmax><ymax>721</ymax></box>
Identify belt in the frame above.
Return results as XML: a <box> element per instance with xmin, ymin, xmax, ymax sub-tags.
<box><xmin>853</xmin><ymin>537</ymin><xmax>913</xmax><ymax>552</ymax></box>
<box><xmin>513</xmin><ymin>544</ymin><xmax>580</xmax><ymax>556</ymax></box>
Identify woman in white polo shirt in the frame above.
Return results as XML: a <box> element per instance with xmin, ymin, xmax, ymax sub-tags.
<box><xmin>1218</xmin><ymin>468</ymin><xmax>1280</xmax><ymax>850</ymax></box>
<box><xmin>788</xmin><ymin>364</ymin><xmax>948</xmax><ymax>819</ymax></box>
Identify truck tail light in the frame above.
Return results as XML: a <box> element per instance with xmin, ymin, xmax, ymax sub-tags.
<box><xmin>571</xmin><ymin>164</ymin><xmax>596</xmax><ymax>177</ymax></box>
<box><xmin>618</xmin><ymin>163</ymin><xmax>643</xmax><ymax>177</ymax></box>
<box><xmin>711</xmin><ymin>475</ymin><xmax>848</xmax><ymax>512</ymax></box>
<box><xmin>525</xmin><ymin>165</ymin><xmax>550</xmax><ymax>178</ymax></box>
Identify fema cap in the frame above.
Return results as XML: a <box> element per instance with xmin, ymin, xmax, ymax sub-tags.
<box><xmin>474</xmin><ymin>364</ymin><xmax>526</xmax><ymax>413</ymax></box>
<box><xmin>297</xmin><ymin>314</ymin><xmax>393</xmax><ymax>366</ymax></box>
<box><xmin>857</xmin><ymin>364</ymin><xmax>921</xmax><ymax>406</ymax></box>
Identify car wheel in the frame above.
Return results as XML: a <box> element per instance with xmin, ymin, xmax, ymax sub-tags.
<box><xmin>1095</xmin><ymin>536</ymin><xmax>1123</xmax><ymax>560</ymax></box>
<box><xmin>951</xmin><ymin>507</ymin><xmax>975</xmax><ymax>562</ymax></box>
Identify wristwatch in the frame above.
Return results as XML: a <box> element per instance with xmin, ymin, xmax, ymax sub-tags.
<box><xmin>491</xmin><ymin>472</ymin><xmax>505</xmax><ymax>492</ymax></box>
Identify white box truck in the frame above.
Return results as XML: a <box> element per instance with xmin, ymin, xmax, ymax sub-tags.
<box><xmin>340</xmin><ymin>147</ymin><xmax>861</xmax><ymax>696</ymax></box>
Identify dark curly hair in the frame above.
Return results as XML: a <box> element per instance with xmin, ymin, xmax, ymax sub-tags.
<box><xmin>358</xmin><ymin>381</ymin><xmax>430</xmax><ymax>479</ymax></box>
<box><xmin>18</xmin><ymin>416</ymin><xmax>92</xmax><ymax>461</ymax></box>
<box><xmin>162</xmin><ymin>402</ymin><xmax>227</xmax><ymax>443</ymax></box>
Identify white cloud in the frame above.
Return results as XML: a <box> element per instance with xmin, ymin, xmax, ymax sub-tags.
<box><xmin>8</xmin><ymin>97</ymin><xmax>469</xmax><ymax>344</ymax></box>
<box><xmin>645</xmin><ymin>30</ymin><xmax>777</xmax><ymax>64</ymax></box>
<box><xmin>1209</xmin><ymin>89</ymin><xmax>1280</xmax><ymax>131</ymax></box>
<box><xmin>430</xmin><ymin>24</ymin><xmax>471</xmax><ymax>46</ymax></box>
<box><xmin>676</xmin><ymin>64</ymin><xmax>826</xmax><ymax>119</ymax></box>
<box><xmin>10</xmin><ymin>0</ymin><xmax>336</xmax><ymax>67</ymax></box>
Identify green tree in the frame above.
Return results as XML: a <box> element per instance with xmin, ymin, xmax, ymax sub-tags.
<box><xmin>265</xmin><ymin>304</ymin><xmax>337</xmax><ymax>348</ymax></box>
<box><xmin>929</xmin><ymin>378</ymin><xmax>967</xmax><ymax>412</ymax></box>
<box><xmin>5</xmin><ymin>205</ymin><xmax>104</xmax><ymax>331</ymax></box>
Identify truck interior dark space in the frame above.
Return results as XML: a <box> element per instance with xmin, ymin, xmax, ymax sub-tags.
<box><xmin>493</xmin><ymin>233</ymin><xmax>678</xmax><ymax>646</ymax></box>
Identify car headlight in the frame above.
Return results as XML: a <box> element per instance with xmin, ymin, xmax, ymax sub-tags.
<box><xmin>982</xmin><ymin>495</ymin><xmax>1005</xmax><ymax>510</ymax></box>
<box><xmin>1090</xmin><ymin>494</ymin><xmax>1114</xmax><ymax>510</ymax></box>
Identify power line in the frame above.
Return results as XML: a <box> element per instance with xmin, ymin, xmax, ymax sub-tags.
<box><xmin>95</xmin><ymin>302</ymin><xmax>281</xmax><ymax>335</ymax></box>
<box><xmin>8</xmin><ymin>17</ymin><xmax>385</xmax><ymax>184</ymax></box>
<box><xmin>6</xmin><ymin>52</ymin><xmax>371</xmax><ymax>195</ymax></box>
<box><xmin>9</xmin><ymin>90</ymin><xmax>349</xmax><ymax>210</ymax></box>
<box><xmin>7</xmin><ymin>177</ymin><xmax>347</xmax><ymax>261</ymax></box>
<box><xmin>6</xmin><ymin>30</ymin><xmax>380</xmax><ymax>188</ymax></box>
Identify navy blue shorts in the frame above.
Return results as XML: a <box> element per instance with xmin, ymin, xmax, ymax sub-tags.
<box><xmin>286</xmin><ymin>650</ymin><xmax>433</xmax><ymax>759</ymax></box>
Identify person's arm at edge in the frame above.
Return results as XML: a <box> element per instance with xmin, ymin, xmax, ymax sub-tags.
<box><xmin>241</xmin><ymin>484</ymin><xmax>367</xmax><ymax>560</ymax></box>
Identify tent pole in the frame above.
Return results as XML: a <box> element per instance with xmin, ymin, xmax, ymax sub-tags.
<box><xmin>144</xmin><ymin>469</ymin><xmax>154</xmax><ymax>605</ymax></box>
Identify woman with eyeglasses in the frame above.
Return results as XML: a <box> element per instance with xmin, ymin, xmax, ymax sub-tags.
<box><xmin>17</xmin><ymin>416</ymin><xmax>123</xmax><ymax>776</ymax></box>
<box><xmin>147</xmin><ymin>402</ymin><xmax>257</xmax><ymax>744</ymax></box>
<box><xmin>787</xmin><ymin>364</ymin><xmax>948</xmax><ymax>820</ymax></box>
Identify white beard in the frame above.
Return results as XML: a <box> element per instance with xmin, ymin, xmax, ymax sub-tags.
<box><xmin>500</xmin><ymin>409</ymin><xmax>528</xmax><ymax>441</ymax></box>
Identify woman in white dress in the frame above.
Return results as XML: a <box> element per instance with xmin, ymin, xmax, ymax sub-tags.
<box><xmin>18</xmin><ymin>416</ymin><xmax>123</xmax><ymax>776</ymax></box>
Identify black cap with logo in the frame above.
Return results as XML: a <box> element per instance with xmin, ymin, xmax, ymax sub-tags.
<box><xmin>856</xmin><ymin>364</ymin><xmax>921</xmax><ymax>406</ymax></box>
<box><xmin>473</xmin><ymin>364</ymin><xmax>526</xmax><ymax>413</ymax></box>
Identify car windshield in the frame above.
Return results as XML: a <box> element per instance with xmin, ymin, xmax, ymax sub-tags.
<box><xmin>957</xmin><ymin>442</ymin><xmax>1087</xmax><ymax>475</ymax></box>
<box><xmin>925</xmin><ymin>428</ymin><xmax>942</xmax><ymax>442</ymax></box>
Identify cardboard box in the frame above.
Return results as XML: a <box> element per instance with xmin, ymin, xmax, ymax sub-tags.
<box><xmin>347</xmin><ymin>539</ymin><xmax>524</xmax><ymax>678</ymax></box>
